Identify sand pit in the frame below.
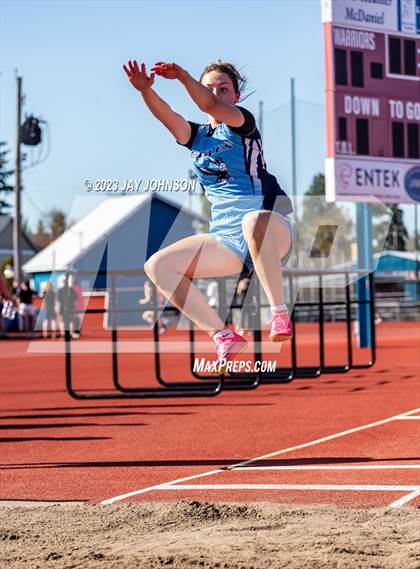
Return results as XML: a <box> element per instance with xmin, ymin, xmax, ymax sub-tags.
<box><xmin>1</xmin><ymin>500</ymin><xmax>419</xmax><ymax>568</ymax></box>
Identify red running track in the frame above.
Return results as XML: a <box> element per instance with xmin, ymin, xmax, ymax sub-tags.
<box><xmin>0</xmin><ymin>321</ymin><xmax>419</xmax><ymax>508</ymax></box>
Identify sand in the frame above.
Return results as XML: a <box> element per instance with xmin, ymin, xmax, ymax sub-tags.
<box><xmin>1</xmin><ymin>500</ymin><xmax>419</xmax><ymax>568</ymax></box>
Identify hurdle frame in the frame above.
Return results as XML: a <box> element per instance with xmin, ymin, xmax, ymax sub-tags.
<box><xmin>62</xmin><ymin>268</ymin><xmax>376</xmax><ymax>400</ymax></box>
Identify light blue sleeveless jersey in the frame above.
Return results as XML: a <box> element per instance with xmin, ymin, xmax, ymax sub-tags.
<box><xmin>178</xmin><ymin>106</ymin><xmax>293</xmax><ymax>270</ymax></box>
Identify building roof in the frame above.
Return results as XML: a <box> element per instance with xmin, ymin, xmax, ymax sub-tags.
<box><xmin>284</xmin><ymin>249</ymin><xmax>419</xmax><ymax>287</ymax></box>
<box><xmin>377</xmin><ymin>250</ymin><xmax>418</xmax><ymax>262</ymax></box>
<box><xmin>0</xmin><ymin>215</ymin><xmax>10</xmax><ymax>235</ymax></box>
<box><xmin>22</xmin><ymin>193</ymin><xmax>207</xmax><ymax>274</ymax></box>
<box><xmin>0</xmin><ymin>214</ymin><xmax>39</xmax><ymax>254</ymax></box>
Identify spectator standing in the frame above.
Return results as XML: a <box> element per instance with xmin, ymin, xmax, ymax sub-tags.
<box><xmin>0</xmin><ymin>272</ymin><xmax>13</xmax><ymax>337</ymax></box>
<box><xmin>139</xmin><ymin>279</ymin><xmax>170</xmax><ymax>334</ymax></box>
<box><xmin>17</xmin><ymin>280</ymin><xmax>37</xmax><ymax>332</ymax></box>
<box><xmin>42</xmin><ymin>281</ymin><xmax>57</xmax><ymax>339</ymax></box>
<box><xmin>69</xmin><ymin>275</ymin><xmax>85</xmax><ymax>337</ymax></box>
<box><xmin>206</xmin><ymin>280</ymin><xmax>219</xmax><ymax>310</ymax></box>
<box><xmin>56</xmin><ymin>276</ymin><xmax>78</xmax><ymax>339</ymax></box>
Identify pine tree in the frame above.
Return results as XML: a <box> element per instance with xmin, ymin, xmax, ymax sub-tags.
<box><xmin>0</xmin><ymin>142</ymin><xmax>14</xmax><ymax>215</ymax></box>
<box><xmin>371</xmin><ymin>204</ymin><xmax>409</xmax><ymax>253</ymax></box>
<box><xmin>384</xmin><ymin>205</ymin><xmax>409</xmax><ymax>251</ymax></box>
<box><xmin>47</xmin><ymin>209</ymin><xmax>67</xmax><ymax>239</ymax></box>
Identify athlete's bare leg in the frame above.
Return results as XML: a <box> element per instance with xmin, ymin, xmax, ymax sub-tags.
<box><xmin>242</xmin><ymin>211</ymin><xmax>292</xmax><ymax>306</ymax></box>
<box><xmin>144</xmin><ymin>234</ymin><xmax>244</xmax><ymax>337</ymax></box>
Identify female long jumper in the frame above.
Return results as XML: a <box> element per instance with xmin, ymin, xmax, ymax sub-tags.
<box><xmin>123</xmin><ymin>59</ymin><xmax>294</xmax><ymax>369</ymax></box>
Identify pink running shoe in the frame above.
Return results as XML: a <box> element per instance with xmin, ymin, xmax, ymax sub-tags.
<box><xmin>214</xmin><ymin>331</ymin><xmax>248</xmax><ymax>373</ymax></box>
<box><xmin>269</xmin><ymin>311</ymin><xmax>293</xmax><ymax>342</ymax></box>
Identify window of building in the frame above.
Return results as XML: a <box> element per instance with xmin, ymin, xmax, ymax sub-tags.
<box><xmin>370</xmin><ymin>62</ymin><xmax>383</xmax><ymax>79</ymax></box>
<box><xmin>404</xmin><ymin>40</ymin><xmax>416</xmax><ymax>76</ymax></box>
<box><xmin>338</xmin><ymin>117</ymin><xmax>347</xmax><ymax>140</ymax></box>
<box><xmin>334</xmin><ymin>48</ymin><xmax>347</xmax><ymax>85</ymax></box>
<box><xmin>351</xmin><ymin>51</ymin><xmax>364</xmax><ymax>87</ymax></box>
<box><xmin>356</xmin><ymin>119</ymin><xmax>369</xmax><ymax>155</ymax></box>
<box><xmin>392</xmin><ymin>122</ymin><xmax>405</xmax><ymax>158</ymax></box>
<box><xmin>407</xmin><ymin>123</ymin><xmax>419</xmax><ymax>159</ymax></box>
<box><xmin>389</xmin><ymin>37</ymin><xmax>401</xmax><ymax>74</ymax></box>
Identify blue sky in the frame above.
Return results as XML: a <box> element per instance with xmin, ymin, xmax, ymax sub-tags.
<box><xmin>1</xmin><ymin>0</ymin><xmax>328</xmax><ymax>229</ymax></box>
<box><xmin>1</xmin><ymin>0</ymin><xmax>416</xmax><ymax>234</ymax></box>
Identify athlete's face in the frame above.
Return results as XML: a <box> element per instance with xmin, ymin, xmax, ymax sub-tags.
<box><xmin>201</xmin><ymin>71</ymin><xmax>240</xmax><ymax>105</ymax></box>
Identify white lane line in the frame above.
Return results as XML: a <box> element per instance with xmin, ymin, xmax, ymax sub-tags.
<box><xmin>100</xmin><ymin>470</ymin><xmax>221</xmax><ymax>505</ymax></box>
<box><xmin>395</xmin><ymin>416</ymin><xmax>420</xmax><ymax>420</ymax></box>
<box><xmin>389</xmin><ymin>489</ymin><xmax>420</xmax><ymax>508</ymax></box>
<box><xmin>160</xmin><ymin>484</ymin><xmax>419</xmax><ymax>492</ymax></box>
<box><xmin>100</xmin><ymin>407</ymin><xmax>420</xmax><ymax>505</ymax></box>
<box><xmin>236</xmin><ymin>464</ymin><xmax>420</xmax><ymax>471</ymax></box>
<box><xmin>222</xmin><ymin>407</ymin><xmax>420</xmax><ymax>471</ymax></box>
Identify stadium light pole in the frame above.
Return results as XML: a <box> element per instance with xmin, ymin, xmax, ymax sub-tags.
<box><xmin>290</xmin><ymin>78</ymin><xmax>298</xmax><ymax>217</ymax></box>
<box><xmin>13</xmin><ymin>74</ymin><xmax>23</xmax><ymax>285</ymax></box>
<box><xmin>258</xmin><ymin>100</ymin><xmax>263</xmax><ymax>137</ymax></box>
<box><xmin>290</xmin><ymin>78</ymin><xmax>300</xmax><ymax>268</ymax></box>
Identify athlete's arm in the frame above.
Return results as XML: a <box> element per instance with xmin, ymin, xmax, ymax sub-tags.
<box><xmin>151</xmin><ymin>62</ymin><xmax>246</xmax><ymax>128</ymax></box>
<box><xmin>141</xmin><ymin>89</ymin><xmax>192</xmax><ymax>143</ymax></box>
<box><xmin>123</xmin><ymin>60</ymin><xmax>191</xmax><ymax>144</ymax></box>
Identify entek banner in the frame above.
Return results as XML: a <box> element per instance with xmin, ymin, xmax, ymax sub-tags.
<box><xmin>321</xmin><ymin>0</ymin><xmax>420</xmax><ymax>203</ymax></box>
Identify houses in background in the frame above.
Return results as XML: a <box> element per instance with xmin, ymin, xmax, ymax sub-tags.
<box><xmin>0</xmin><ymin>214</ymin><xmax>38</xmax><ymax>269</ymax></box>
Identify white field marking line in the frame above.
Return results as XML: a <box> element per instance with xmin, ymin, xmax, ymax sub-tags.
<box><xmin>222</xmin><ymin>407</ymin><xmax>420</xmax><ymax>471</ymax></box>
<box><xmin>395</xmin><ymin>416</ymin><xmax>420</xmax><ymax>420</ymax></box>
<box><xmin>100</xmin><ymin>469</ymin><xmax>222</xmax><ymax>505</ymax></box>
<box><xmin>101</xmin><ymin>407</ymin><xmax>420</xmax><ymax>505</ymax></box>
<box><xmin>235</xmin><ymin>464</ymin><xmax>420</xmax><ymax>471</ymax></box>
<box><xmin>389</xmin><ymin>489</ymin><xmax>420</xmax><ymax>508</ymax></box>
<box><xmin>161</xmin><ymin>483</ymin><xmax>420</xmax><ymax>509</ymax></box>
<box><xmin>160</xmin><ymin>484</ymin><xmax>420</xmax><ymax>492</ymax></box>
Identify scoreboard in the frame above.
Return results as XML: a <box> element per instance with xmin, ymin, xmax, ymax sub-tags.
<box><xmin>321</xmin><ymin>0</ymin><xmax>420</xmax><ymax>203</ymax></box>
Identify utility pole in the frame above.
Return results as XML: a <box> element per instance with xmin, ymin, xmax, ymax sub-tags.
<box><xmin>258</xmin><ymin>100</ymin><xmax>263</xmax><ymax>136</ymax></box>
<box><xmin>13</xmin><ymin>75</ymin><xmax>23</xmax><ymax>284</ymax></box>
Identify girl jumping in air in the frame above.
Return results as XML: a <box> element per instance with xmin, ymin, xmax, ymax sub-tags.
<box><xmin>123</xmin><ymin>59</ymin><xmax>294</xmax><ymax>369</ymax></box>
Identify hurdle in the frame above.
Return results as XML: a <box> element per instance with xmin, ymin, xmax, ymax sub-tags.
<box><xmin>189</xmin><ymin>269</ymin><xmax>376</xmax><ymax>383</ymax></box>
<box><xmin>63</xmin><ymin>270</ymin><xmax>223</xmax><ymax>400</ymax></box>
<box><xmin>288</xmin><ymin>268</ymin><xmax>376</xmax><ymax>378</ymax></box>
<box><xmin>62</xmin><ymin>267</ymin><xmax>376</xmax><ymax>400</ymax></box>
<box><xmin>189</xmin><ymin>275</ymin><xmax>295</xmax><ymax>386</ymax></box>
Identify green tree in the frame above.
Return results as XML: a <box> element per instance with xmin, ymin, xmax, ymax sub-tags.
<box><xmin>370</xmin><ymin>203</ymin><xmax>391</xmax><ymax>253</ymax></box>
<box><xmin>21</xmin><ymin>216</ymin><xmax>32</xmax><ymax>237</ymax></box>
<box><xmin>0</xmin><ymin>142</ymin><xmax>14</xmax><ymax>215</ymax></box>
<box><xmin>384</xmin><ymin>205</ymin><xmax>409</xmax><ymax>251</ymax></box>
<box><xmin>47</xmin><ymin>208</ymin><xmax>68</xmax><ymax>239</ymax></box>
<box><xmin>371</xmin><ymin>204</ymin><xmax>409</xmax><ymax>253</ymax></box>
<box><xmin>31</xmin><ymin>209</ymin><xmax>70</xmax><ymax>250</ymax></box>
<box><xmin>305</xmin><ymin>173</ymin><xmax>326</xmax><ymax>197</ymax></box>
